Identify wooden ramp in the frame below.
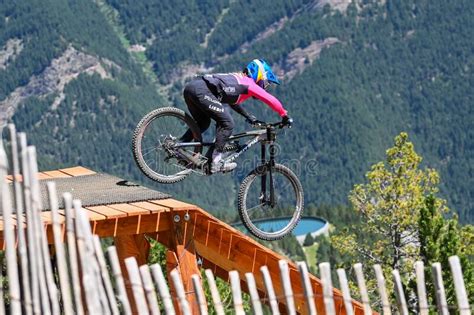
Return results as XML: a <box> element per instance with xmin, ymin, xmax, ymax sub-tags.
<box><xmin>1</xmin><ymin>166</ymin><xmax>367</xmax><ymax>314</ymax></box>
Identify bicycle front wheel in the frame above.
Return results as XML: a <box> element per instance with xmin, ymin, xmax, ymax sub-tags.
<box><xmin>132</xmin><ymin>107</ymin><xmax>202</xmax><ymax>184</ymax></box>
<box><xmin>238</xmin><ymin>163</ymin><xmax>304</xmax><ymax>241</ymax></box>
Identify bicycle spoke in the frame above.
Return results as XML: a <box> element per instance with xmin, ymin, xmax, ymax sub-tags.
<box><xmin>239</xmin><ymin>165</ymin><xmax>302</xmax><ymax>240</ymax></box>
<box><xmin>245</xmin><ymin>203</ymin><xmax>265</xmax><ymax>213</ymax></box>
<box><xmin>142</xmin><ymin>147</ymin><xmax>158</xmax><ymax>156</ymax></box>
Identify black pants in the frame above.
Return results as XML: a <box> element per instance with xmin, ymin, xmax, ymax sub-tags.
<box><xmin>182</xmin><ymin>78</ymin><xmax>234</xmax><ymax>153</ymax></box>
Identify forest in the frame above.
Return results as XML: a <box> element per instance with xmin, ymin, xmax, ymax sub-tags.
<box><xmin>4</xmin><ymin>0</ymin><xmax>472</xmax><ymax>224</ymax></box>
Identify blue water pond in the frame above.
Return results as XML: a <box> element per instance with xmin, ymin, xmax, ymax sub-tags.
<box><xmin>233</xmin><ymin>216</ymin><xmax>327</xmax><ymax>237</ymax></box>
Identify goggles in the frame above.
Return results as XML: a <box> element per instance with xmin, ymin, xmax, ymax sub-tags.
<box><xmin>257</xmin><ymin>79</ymin><xmax>270</xmax><ymax>90</ymax></box>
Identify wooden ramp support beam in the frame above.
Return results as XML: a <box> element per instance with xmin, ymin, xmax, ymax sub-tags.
<box><xmin>165</xmin><ymin>202</ymin><xmax>201</xmax><ymax>315</ymax></box>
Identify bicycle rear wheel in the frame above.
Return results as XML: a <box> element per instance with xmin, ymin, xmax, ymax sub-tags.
<box><xmin>238</xmin><ymin>163</ymin><xmax>304</xmax><ymax>240</ymax></box>
<box><xmin>132</xmin><ymin>107</ymin><xmax>202</xmax><ymax>183</ymax></box>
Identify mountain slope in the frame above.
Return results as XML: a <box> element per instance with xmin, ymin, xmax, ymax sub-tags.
<box><xmin>3</xmin><ymin>0</ymin><xmax>473</xmax><ymax>222</ymax></box>
<box><xmin>1</xmin><ymin>0</ymin><xmax>163</xmax><ymax>176</ymax></box>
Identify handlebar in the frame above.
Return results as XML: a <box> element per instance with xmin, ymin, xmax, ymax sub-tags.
<box><xmin>252</xmin><ymin>121</ymin><xmax>290</xmax><ymax>129</ymax></box>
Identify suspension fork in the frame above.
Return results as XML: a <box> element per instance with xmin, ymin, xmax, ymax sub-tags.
<box><xmin>269</xmin><ymin>143</ymin><xmax>276</xmax><ymax>207</ymax></box>
<box><xmin>260</xmin><ymin>143</ymin><xmax>266</xmax><ymax>203</ymax></box>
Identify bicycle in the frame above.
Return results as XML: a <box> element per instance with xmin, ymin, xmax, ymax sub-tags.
<box><xmin>132</xmin><ymin>107</ymin><xmax>304</xmax><ymax>240</ymax></box>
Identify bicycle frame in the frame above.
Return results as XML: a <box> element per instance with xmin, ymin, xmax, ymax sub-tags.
<box><xmin>174</xmin><ymin>125</ymin><xmax>280</xmax><ymax>206</ymax></box>
<box><xmin>174</xmin><ymin>129</ymin><xmax>267</xmax><ymax>163</ymax></box>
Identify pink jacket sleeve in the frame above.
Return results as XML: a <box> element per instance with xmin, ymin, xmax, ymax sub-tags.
<box><xmin>242</xmin><ymin>77</ymin><xmax>288</xmax><ymax>117</ymax></box>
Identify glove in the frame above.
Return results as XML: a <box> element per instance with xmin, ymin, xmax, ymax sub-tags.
<box><xmin>282</xmin><ymin>115</ymin><xmax>293</xmax><ymax>128</ymax></box>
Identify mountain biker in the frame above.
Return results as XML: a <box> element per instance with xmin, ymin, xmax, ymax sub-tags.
<box><xmin>181</xmin><ymin>59</ymin><xmax>293</xmax><ymax>173</ymax></box>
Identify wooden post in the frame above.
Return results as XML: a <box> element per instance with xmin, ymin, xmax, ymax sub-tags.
<box><xmin>47</xmin><ymin>182</ymin><xmax>74</xmax><ymax>315</ymax></box>
<box><xmin>74</xmin><ymin>201</ymin><xmax>102</xmax><ymax>314</ymax></box>
<box><xmin>298</xmin><ymin>262</ymin><xmax>317</xmax><ymax>315</ymax></box>
<box><xmin>336</xmin><ymin>268</ymin><xmax>353</xmax><ymax>315</ymax></box>
<box><xmin>8</xmin><ymin>125</ymin><xmax>33</xmax><ymax>315</ymax></box>
<box><xmin>19</xmin><ymin>134</ymin><xmax>41</xmax><ymax>315</ymax></box>
<box><xmin>115</xmin><ymin>234</ymin><xmax>151</xmax><ymax>314</ymax></box>
<box><xmin>191</xmin><ymin>274</ymin><xmax>207</xmax><ymax>315</ymax></box>
<box><xmin>125</xmin><ymin>258</ymin><xmax>150</xmax><ymax>315</ymax></box>
<box><xmin>63</xmin><ymin>193</ymin><xmax>85</xmax><ymax>315</ymax></box>
<box><xmin>0</xmin><ymin>143</ymin><xmax>22</xmax><ymax>314</ymax></box>
<box><xmin>107</xmin><ymin>246</ymin><xmax>132</xmax><ymax>315</ymax></box>
<box><xmin>431</xmin><ymin>263</ymin><xmax>449</xmax><ymax>315</ymax></box>
<box><xmin>19</xmin><ymin>133</ymin><xmax>41</xmax><ymax>315</ymax></box>
<box><xmin>261</xmin><ymin>266</ymin><xmax>280</xmax><ymax>315</ymax></box>
<box><xmin>27</xmin><ymin>146</ymin><xmax>53</xmax><ymax>315</ymax></box>
<box><xmin>139</xmin><ymin>264</ymin><xmax>161</xmax><ymax>315</ymax></box>
<box><xmin>392</xmin><ymin>269</ymin><xmax>408</xmax><ymax>315</ymax></box>
<box><xmin>170</xmin><ymin>269</ymin><xmax>191</xmax><ymax>315</ymax></box>
<box><xmin>229</xmin><ymin>271</ymin><xmax>245</xmax><ymax>315</ymax></box>
<box><xmin>279</xmin><ymin>260</ymin><xmax>296</xmax><ymax>314</ymax></box>
<box><xmin>353</xmin><ymin>263</ymin><xmax>371</xmax><ymax>315</ymax></box>
<box><xmin>319</xmin><ymin>262</ymin><xmax>335</xmax><ymax>315</ymax></box>
<box><xmin>0</xmin><ymin>277</ymin><xmax>5</xmax><ymax>315</ymax></box>
<box><xmin>414</xmin><ymin>261</ymin><xmax>428</xmax><ymax>315</ymax></box>
<box><xmin>165</xmin><ymin>211</ymin><xmax>200</xmax><ymax>314</ymax></box>
<box><xmin>449</xmin><ymin>256</ymin><xmax>470</xmax><ymax>315</ymax></box>
<box><xmin>204</xmin><ymin>269</ymin><xmax>224</xmax><ymax>315</ymax></box>
<box><xmin>151</xmin><ymin>264</ymin><xmax>176</xmax><ymax>315</ymax></box>
<box><xmin>373</xmin><ymin>264</ymin><xmax>391</xmax><ymax>315</ymax></box>
<box><xmin>93</xmin><ymin>236</ymin><xmax>120</xmax><ymax>315</ymax></box>
<box><xmin>245</xmin><ymin>272</ymin><xmax>263</xmax><ymax>315</ymax></box>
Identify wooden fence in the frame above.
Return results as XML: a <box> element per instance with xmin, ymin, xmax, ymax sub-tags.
<box><xmin>0</xmin><ymin>124</ymin><xmax>471</xmax><ymax>314</ymax></box>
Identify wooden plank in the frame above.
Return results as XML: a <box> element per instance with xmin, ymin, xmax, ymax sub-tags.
<box><xmin>41</xmin><ymin>170</ymin><xmax>72</xmax><ymax>178</ymax></box>
<box><xmin>86</xmin><ymin>205</ymin><xmax>128</xmax><ymax>219</ymax></box>
<box><xmin>40</xmin><ymin>211</ymin><xmax>66</xmax><ymax>224</ymax></box>
<box><xmin>59</xmin><ymin>166</ymin><xmax>96</xmax><ymax>177</ymax></box>
<box><xmin>10</xmin><ymin>215</ymin><xmax>26</xmax><ymax>228</ymax></box>
<box><xmin>6</xmin><ymin>174</ymin><xmax>21</xmax><ymax>181</ymax></box>
<box><xmin>37</xmin><ymin>172</ymin><xmax>53</xmax><ymax>180</ymax></box>
<box><xmin>58</xmin><ymin>208</ymin><xmax>107</xmax><ymax>221</ymax></box>
<box><xmin>138</xmin><ymin>212</ymin><xmax>172</xmax><ymax>234</ymax></box>
<box><xmin>130</xmin><ymin>201</ymin><xmax>170</xmax><ymax>212</ymax></box>
<box><xmin>150</xmin><ymin>199</ymin><xmax>198</xmax><ymax>211</ymax></box>
<box><xmin>94</xmin><ymin>217</ymin><xmax>133</xmax><ymax>237</ymax></box>
<box><xmin>108</xmin><ymin>203</ymin><xmax>151</xmax><ymax>216</ymax></box>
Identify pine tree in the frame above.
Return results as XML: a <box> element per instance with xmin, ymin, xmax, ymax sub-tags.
<box><xmin>419</xmin><ymin>196</ymin><xmax>474</xmax><ymax>307</ymax></box>
<box><xmin>303</xmin><ymin>233</ymin><xmax>315</xmax><ymax>247</ymax></box>
<box><xmin>332</xmin><ymin>132</ymin><xmax>474</xmax><ymax>310</ymax></box>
